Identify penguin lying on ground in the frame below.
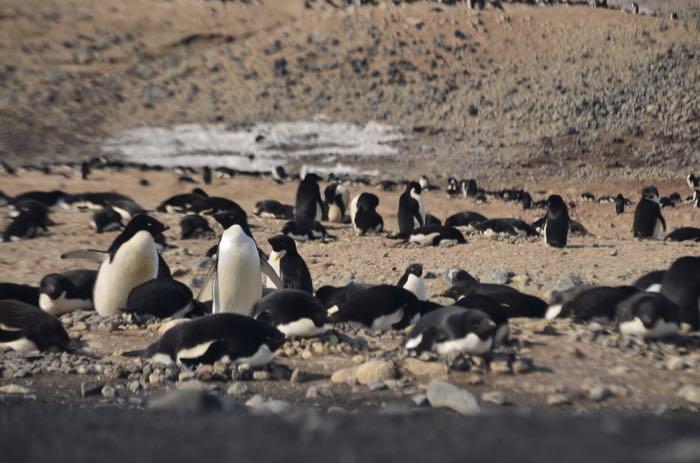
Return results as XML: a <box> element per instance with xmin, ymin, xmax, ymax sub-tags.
<box><xmin>0</xmin><ymin>283</ymin><xmax>40</xmax><ymax>306</ymax></box>
<box><xmin>38</xmin><ymin>269</ymin><xmax>96</xmax><ymax>316</ymax></box>
<box><xmin>0</xmin><ymin>299</ymin><xmax>71</xmax><ymax>353</ymax></box>
<box><xmin>252</xmin><ymin>290</ymin><xmax>328</xmax><ymax>338</ymax></box>
<box><xmin>91</xmin><ymin>207</ymin><xmax>123</xmax><ymax>233</ymax></box>
<box><xmin>632</xmin><ymin>270</ymin><xmax>666</xmax><ymax>292</ymax></box>
<box><xmin>253</xmin><ymin>200</ymin><xmax>294</xmax><ymax>220</ymax></box>
<box><xmin>281</xmin><ymin>219</ymin><xmax>335</xmax><ymax>242</ymax></box>
<box><xmin>180</xmin><ymin>215</ymin><xmax>213</xmax><ymax>239</ymax></box>
<box><xmin>405</xmin><ymin>306</ymin><xmax>497</xmax><ymax>356</ymax></box>
<box><xmin>408</xmin><ymin>226</ymin><xmax>466</xmax><ymax>246</ymax></box>
<box><xmin>156</xmin><ymin>188</ymin><xmax>208</xmax><ymax>213</ymax></box>
<box><xmin>2</xmin><ymin>212</ymin><xmax>47</xmax><ymax>242</ymax></box>
<box><xmin>476</xmin><ymin>218</ymin><xmax>537</xmax><ymax>237</ymax></box>
<box><xmin>660</xmin><ymin>256</ymin><xmax>700</xmax><ymax>331</ymax></box>
<box><xmin>120</xmin><ymin>279</ymin><xmax>207</xmax><ymax>324</ymax></box>
<box><xmin>547</xmin><ymin>286</ymin><xmax>639</xmax><ymax>322</ymax></box>
<box><xmin>444</xmin><ymin>211</ymin><xmax>487</xmax><ymax>230</ymax></box>
<box><xmin>122</xmin><ymin>313</ymin><xmax>285</xmax><ymax>366</ymax></box>
<box><xmin>665</xmin><ymin>227</ymin><xmax>700</xmax><ymax>242</ymax></box>
<box><xmin>616</xmin><ymin>292</ymin><xmax>680</xmax><ymax>339</ymax></box>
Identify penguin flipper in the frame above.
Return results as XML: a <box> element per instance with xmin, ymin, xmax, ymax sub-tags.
<box><xmin>0</xmin><ymin>329</ymin><xmax>24</xmax><ymax>343</ymax></box>
<box><xmin>261</xmin><ymin>258</ymin><xmax>284</xmax><ymax>289</ymax></box>
<box><xmin>121</xmin><ymin>349</ymin><xmax>147</xmax><ymax>358</ymax></box>
<box><xmin>61</xmin><ymin>249</ymin><xmax>108</xmax><ymax>263</ymax></box>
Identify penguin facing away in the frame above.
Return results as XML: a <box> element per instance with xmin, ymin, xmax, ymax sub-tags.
<box><xmin>544</xmin><ymin>194</ymin><xmax>569</xmax><ymax>248</ymax></box>
<box><xmin>122</xmin><ymin>313</ymin><xmax>285</xmax><ymax>366</ymax></box>
<box><xmin>61</xmin><ymin>214</ymin><xmax>169</xmax><ymax>316</ymax></box>
<box><xmin>397</xmin><ymin>263</ymin><xmax>427</xmax><ymax>301</ymax></box>
<box><xmin>633</xmin><ymin>186</ymin><xmax>666</xmax><ymax>239</ymax></box>
<box><xmin>326</xmin><ymin>285</ymin><xmax>419</xmax><ymax>331</ymax></box>
<box><xmin>295</xmin><ymin>173</ymin><xmax>325</xmax><ymax>222</ymax></box>
<box><xmin>324</xmin><ymin>183</ymin><xmax>350</xmax><ymax>223</ymax></box>
<box><xmin>252</xmin><ymin>289</ymin><xmax>328</xmax><ymax>338</ymax></box>
<box><xmin>350</xmin><ymin>193</ymin><xmax>383</xmax><ymax>235</ymax></box>
<box><xmin>660</xmin><ymin>256</ymin><xmax>700</xmax><ymax>331</ymax></box>
<box><xmin>266</xmin><ymin>235</ymin><xmax>313</xmax><ymax>293</ymax></box>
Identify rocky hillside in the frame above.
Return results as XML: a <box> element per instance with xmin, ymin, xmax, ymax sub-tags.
<box><xmin>0</xmin><ymin>0</ymin><xmax>698</xmax><ymax>179</ymax></box>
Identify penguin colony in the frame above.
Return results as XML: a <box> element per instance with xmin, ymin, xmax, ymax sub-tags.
<box><xmin>1</xmin><ymin>160</ymin><xmax>699</xmax><ymax>374</ymax></box>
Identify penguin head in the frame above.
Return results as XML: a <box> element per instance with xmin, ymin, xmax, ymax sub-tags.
<box><xmin>641</xmin><ymin>186</ymin><xmax>660</xmax><ymax>203</ymax></box>
<box><xmin>192</xmin><ymin>187</ymin><xmax>208</xmax><ymax>198</ymax></box>
<box><xmin>462</xmin><ymin>309</ymin><xmax>498</xmax><ymax>341</ymax></box>
<box><xmin>323</xmin><ymin>184</ymin><xmax>338</xmax><ymax>203</ymax></box>
<box><xmin>124</xmin><ymin>214</ymin><xmax>169</xmax><ymax>237</ymax></box>
<box><xmin>405</xmin><ymin>263</ymin><xmax>423</xmax><ymax>277</ymax></box>
<box><xmin>258</xmin><ymin>323</ymin><xmax>286</xmax><ymax>352</ymax></box>
<box><xmin>546</xmin><ymin>194</ymin><xmax>567</xmax><ymax>214</ymax></box>
<box><xmin>214</xmin><ymin>210</ymin><xmax>252</xmax><ymax>236</ymax></box>
<box><xmin>39</xmin><ymin>273</ymin><xmax>69</xmax><ymax>300</ymax></box>
<box><xmin>440</xmin><ymin>280</ymin><xmax>478</xmax><ymax>301</ymax></box>
<box><xmin>357</xmin><ymin>192</ymin><xmax>379</xmax><ymax>210</ymax></box>
<box><xmin>406</xmin><ymin>181</ymin><xmax>422</xmax><ymax>195</ymax></box>
<box><xmin>303</xmin><ymin>172</ymin><xmax>322</xmax><ymax>183</ymax></box>
<box><xmin>446</xmin><ymin>269</ymin><xmax>478</xmax><ymax>286</ymax></box>
<box><xmin>268</xmin><ymin>234</ymin><xmax>296</xmax><ymax>253</ymax></box>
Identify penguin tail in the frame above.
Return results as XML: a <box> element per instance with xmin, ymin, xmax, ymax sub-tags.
<box><xmin>122</xmin><ymin>349</ymin><xmax>146</xmax><ymax>358</ymax></box>
<box><xmin>385</xmin><ymin>233</ymin><xmax>408</xmax><ymax>240</ymax></box>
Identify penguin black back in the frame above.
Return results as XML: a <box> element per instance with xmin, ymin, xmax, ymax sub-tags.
<box><xmin>268</xmin><ymin>235</ymin><xmax>313</xmax><ymax>293</ymax></box>
<box><xmin>544</xmin><ymin>194</ymin><xmax>569</xmax><ymax>248</ymax></box>
<box><xmin>660</xmin><ymin>256</ymin><xmax>700</xmax><ymax>330</ymax></box>
<box><xmin>108</xmin><ymin>214</ymin><xmax>169</xmax><ymax>261</ymax></box>
<box><xmin>295</xmin><ymin>173</ymin><xmax>324</xmax><ymax>222</ymax></box>
<box><xmin>397</xmin><ymin>182</ymin><xmax>423</xmax><ymax>235</ymax></box>
<box><xmin>0</xmin><ymin>283</ymin><xmax>40</xmax><ymax>306</ymax></box>
<box><xmin>0</xmin><ymin>299</ymin><xmax>71</xmax><ymax>352</ymax></box>
<box><xmin>633</xmin><ymin>186</ymin><xmax>665</xmax><ymax>238</ymax></box>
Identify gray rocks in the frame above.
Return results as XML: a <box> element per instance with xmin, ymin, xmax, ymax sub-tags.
<box><xmin>666</xmin><ymin>357</ymin><xmax>688</xmax><ymax>371</ymax></box>
<box><xmin>481</xmin><ymin>391</ymin><xmax>506</xmax><ymax>406</ymax></box>
<box><xmin>426</xmin><ymin>380</ymin><xmax>480</xmax><ymax>415</ymax></box>
<box><xmin>226</xmin><ymin>382</ymin><xmax>251</xmax><ymax>398</ymax></box>
<box><xmin>586</xmin><ymin>384</ymin><xmax>613</xmax><ymax>402</ymax></box>
<box><xmin>677</xmin><ymin>385</ymin><xmax>700</xmax><ymax>405</ymax></box>
<box><xmin>80</xmin><ymin>381</ymin><xmax>104</xmax><ymax>398</ymax></box>
<box><xmin>246</xmin><ymin>395</ymin><xmax>292</xmax><ymax>414</ymax></box>
<box><xmin>483</xmin><ymin>268</ymin><xmax>511</xmax><ymax>284</ymax></box>
<box><xmin>101</xmin><ymin>384</ymin><xmax>117</xmax><ymax>400</ymax></box>
<box><xmin>148</xmin><ymin>389</ymin><xmax>223</xmax><ymax>413</ymax></box>
<box><xmin>330</xmin><ymin>360</ymin><xmax>398</xmax><ymax>386</ymax></box>
<box><xmin>546</xmin><ymin>393</ymin><xmax>571</xmax><ymax>406</ymax></box>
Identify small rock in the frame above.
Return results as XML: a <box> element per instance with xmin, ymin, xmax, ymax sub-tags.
<box><xmin>587</xmin><ymin>385</ymin><xmax>612</xmax><ymax>402</ymax></box>
<box><xmin>0</xmin><ymin>384</ymin><xmax>30</xmax><ymax>395</ymax></box>
<box><xmin>148</xmin><ymin>389</ymin><xmax>223</xmax><ymax>413</ymax></box>
<box><xmin>512</xmin><ymin>358</ymin><xmax>534</xmax><ymax>374</ymax></box>
<box><xmin>227</xmin><ymin>382</ymin><xmax>250</xmax><ymax>398</ymax></box>
<box><xmin>402</xmin><ymin>358</ymin><xmax>446</xmax><ymax>379</ymax></box>
<box><xmin>306</xmin><ymin>385</ymin><xmax>332</xmax><ymax>399</ymax></box>
<box><xmin>290</xmin><ymin>368</ymin><xmax>308</xmax><ymax>383</ymax></box>
<box><xmin>666</xmin><ymin>356</ymin><xmax>687</xmax><ymax>371</ymax></box>
<box><xmin>252</xmin><ymin>370</ymin><xmax>270</xmax><ymax>381</ymax></box>
<box><xmin>483</xmin><ymin>268</ymin><xmax>510</xmax><ymax>285</ymax></box>
<box><xmin>246</xmin><ymin>395</ymin><xmax>292</xmax><ymax>414</ymax></box>
<box><xmin>426</xmin><ymin>380</ymin><xmax>480</xmax><ymax>415</ymax></box>
<box><xmin>80</xmin><ymin>381</ymin><xmax>104</xmax><ymax>398</ymax></box>
<box><xmin>368</xmin><ymin>381</ymin><xmax>388</xmax><ymax>391</ymax></box>
<box><xmin>101</xmin><ymin>384</ymin><xmax>117</xmax><ymax>400</ymax></box>
<box><xmin>546</xmin><ymin>393</ymin><xmax>571</xmax><ymax>406</ymax></box>
<box><xmin>490</xmin><ymin>359</ymin><xmax>511</xmax><ymax>375</ymax></box>
<box><xmin>481</xmin><ymin>391</ymin><xmax>506</xmax><ymax>406</ymax></box>
<box><xmin>677</xmin><ymin>384</ymin><xmax>700</xmax><ymax>405</ymax></box>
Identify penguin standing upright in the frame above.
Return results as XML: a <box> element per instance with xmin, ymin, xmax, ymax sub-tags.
<box><xmin>266</xmin><ymin>235</ymin><xmax>313</xmax><ymax>293</ymax></box>
<box><xmin>397</xmin><ymin>182</ymin><xmax>425</xmax><ymax>235</ymax></box>
<box><xmin>62</xmin><ymin>214</ymin><xmax>168</xmax><ymax>316</ymax></box>
<box><xmin>323</xmin><ymin>183</ymin><xmax>350</xmax><ymax>223</ymax></box>
<box><xmin>614</xmin><ymin>194</ymin><xmax>625</xmax><ymax>214</ymax></box>
<box><xmin>633</xmin><ymin>186</ymin><xmax>665</xmax><ymax>239</ymax></box>
<box><xmin>397</xmin><ymin>263</ymin><xmax>426</xmax><ymax>301</ymax></box>
<box><xmin>543</xmin><ymin>194</ymin><xmax>569</xmax><ymax>248</ymax></box>
<box><xmin>295</xmin><ymin>173</ymin><xmax>325</xmax><ymax>222</ymax></box>
<box><xmin>202</xmin><ymin>166</ymin><xmax>212</xmax><ymax>185</ymax></box>
<box><xmin>208</xmin><ymin>210</ymin><xmax>283</xmax><ymax>315</ymax></box>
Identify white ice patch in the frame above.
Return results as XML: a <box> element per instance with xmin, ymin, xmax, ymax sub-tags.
<box><xmin>101</xmin><ymin>119</ymin><xmax>401</xmax><ymax>175</ymax></box>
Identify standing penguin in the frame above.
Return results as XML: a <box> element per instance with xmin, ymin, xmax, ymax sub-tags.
<box><xmin>266</xmin><ymin>235</ymin><xmax>313</xmax><ymax>294</ymax></box>
<box><xmin>61</xmin><ymin>214</ymin><xmax>168</xmax><ymax>316</ymax></box>
<box><xmin>544</xmin><ymin>194</ymin><xmax>569</xmax><ymax>248</ymax></box>
<box><xmin>202</xmin><ymin>166</ymin><xmax>212</xmax><ymax>185</ymax></box>
<box><xmin>397</xmin><ymin>263</ymin><xmax>427</xmax><ymax>301</ymax></box>
<box><xmin>323</xmin><ymin>183</ymin><xmax>350</xmax><ymax>223</ymax></box>
<box><xmin>397</xmin><ymin>182</ymin><xmax>425</xmax><ymax>235</ymax></box>
<box><xmin>295</xmin><ymin>173</ymin><xmax>325</xmax><ymax>222</ymax></box>
<box><xmin>208</xmin><ymin>210</ymin><xmax>283</xmax><ymax>315</ymax></box>
<box><xmin>633</xmin><ymin>186</ymin><xmax>665</xmax><ymax>239</ymax></box>
<box><xmin>614</xmin><ymin>194</ymin><xmax>625</xmax><ymax>214</ymax></box>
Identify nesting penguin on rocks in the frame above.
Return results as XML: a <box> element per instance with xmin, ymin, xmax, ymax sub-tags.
<box><xmin>252</xmin><ymin>290</ymin><xmax>328</xmax><ymax>338</ymax></box>
<box><xmin>38</xmin><ymin>269</ymin><xmax>96</xmax><ymax>316</ymax></box>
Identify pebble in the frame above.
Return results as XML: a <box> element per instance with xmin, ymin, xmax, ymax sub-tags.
<box><xmin>587</xmin><ymin>384</ymin><xmax>613</xmax><ymax>402</ymax></box>
<box><xmin>0</xmin><ymin>384</ymin><xmax>30</xmax><ymax>395</ymax></box>
<box><xmin>331</xmin><ymin>360</ymin><xmax>398</xmax><ymax>386</ymax></box>
<box><xmin>412</xmin><ymin>393</ymin><xmax>429</xmax><ymax>407</ymax></box>
<box><xmin>101</xmin><ymin>384</ymin><xmax>117</xmax><ymax>400</ymax></box>
<box><xmin>483</xmin><ymin>268</ymin><xmax>511</xmax><ymax>285</ymax></box>
<box><xmin>666</xmin><ymin>356</ymin><xmax>687</xmax><ymax>371</ymax></box>
<box><xmin>512</xmin><ymin>357</ymin><xmax>534</xmax><ymax>374</ymax></box>
<box><xmin>546</xmin><ymin>393</ymin><xmax>571</xmax><ymax>406</ymax></box>
<box><xmin>490</xmin><ymin>359</ymin><xmax>512</xmax><ymax>375</ymax></box>
<box><xmin>226</xmin><ymin>382</ymin><xmax>250</xmax><ymax>398</ymax></box>
<box><xmin>677</xmin><ymin>385</ymin><xmax>700</xmax><ymax>405</ymax></box>
<box><xmin>80</xmin><ymin>381</ymin><xmax>104</xmax><ymax>398</ymax></box>
<box><xmin>481</xmin><ymin>391</ymin><xmax>506</xmax><ymax>406</ymax></box>
<box><xmin>306</xmin><ymin>385</ymin><xmax>332</xmax><ymax>399</ymax></box>
<box><xmin>426</xmin><ymin>380</ymin><xmax>480</xmax><ymax>415</ymax></box>
<box><xmin>246</xmin><ymin>395</ymin><xmax>292</xmax><ymax>414</ymax></box>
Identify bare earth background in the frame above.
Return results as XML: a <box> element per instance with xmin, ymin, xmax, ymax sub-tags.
<box><xmin>0</xmin><ymin>0</ymin><xmax>699</xmax><ymax>461</ymax></box>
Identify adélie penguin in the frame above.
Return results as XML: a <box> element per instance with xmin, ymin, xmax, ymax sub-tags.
<box><xmin>61</xmin><ymin>214</ymin><xmax>169</xmax><ymax>316</ymax></box>
<box><xmin>0</xmin><ymin>283</ymin><xmax>40</xmax><ymax>306</ymax></box>
<box><xmin>616</xmin><ymin>292</ymin><xmax>680</xmax><ymax>339</ymax></box>
<box><xmin>397</xmin><ymin>263</ymin><xmax>427</xmax><ymax>301</ymax></box>
<box><xmin>323</xmin><ymin>183</ymin><xmax>350</xmax><ymax>223</ymax></box>
<box><xmin>660</xmin><ymin>256</ymin><xmax>700</xmax><ymax>331</ymax></box>
<box><xmin>397</xmin><ymin>182</ymin><xmax>426</xmax><ymax>235</ymax></box>
<box><xmin>326</xmin><ymin>285</ymin><xmax>424</xmax><ymax>330</ymax></box>
<box><xmin>405</xmin><ymin>306</ymin><xmax>497</xmax><ymax>356</ymax></box>
<box><xmin>120</xmin><ymin>279</ymin><xmax>207</xmax><ymax>324</ymax></box>
<box><xmin>543</xmin><ymin>194</ymin><xmax>569</xmax><ymax>248</ymax></box>
<box><xmin>295</xmin><ymin>172</ymin><xmax>325</xmax><ymax>222</ymax></box>
<box><xmin>38</xmin><ymin>269</ymin><xmax>96</xmax><ymax>315</ymax></box>
<box><xmin>122</xmin><ymin>313</ymin><xmax>285</xmax><ymax>366</ymax></box>
<box><xmin>0</xmin><ymin>299</ymin><xmax>71</xmax><ymax>353</ymax></box>
<box><xmin>266</xmin><ymin>235</ymin><xmax>313</xmax><ymax>293</ymax></box>
<box><xmin>350</xmin><ymin>193</ymin><xmax>383</xmax><ymax>235</ymax></box>
<box><xmin>252</xmin><ymin>289</ymin><xmax>328</xmax><ymax>338</ymax></box>
<box><xmin>206</xmin><ymin>210</ymin><xmax>283</xmax><ymax>315</ymax></box>
<box><xmin>633</xmin><ymin>186</ymin><xmax>665</xmax><ymax>239</ymax></box>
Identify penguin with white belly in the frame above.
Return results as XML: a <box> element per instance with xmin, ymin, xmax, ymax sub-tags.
<box><xmin>207</xmin><ymin>210</ymin><xmax>283</xmax><ymax>315</ymax></box>
<box><xmin>61</xmin><ymin>214</ymin><xmax>169</xmax><ymax>316</ymax></box>
<box><xmin>266</xmin><ymin>235</ymin><xmax>313</xmax><ymax>294</ymax></box>
<box><xmin>397</xmin><ymin>263</ymin><xmax>427</xmax><ymax>301</ymax></box>
<box><xmin>0</xmin><ymin>299</ymin><xmax>71</xmax><ymax>353</ymax></box>
<box><xmin>252</xmin><ymin>290</ymin><xmax>328</xmax><ymax>338</ymax></box>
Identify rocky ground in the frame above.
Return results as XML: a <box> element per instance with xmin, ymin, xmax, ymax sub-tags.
<box><xmin>0</xmin><ymin>1</ymin><xmax>698</xmax><ymax>178</ymax></box>
<box><xmin>1</xmin><ymin>169</ymin><xmax>699</xmax><ymax>416</ymax></box>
